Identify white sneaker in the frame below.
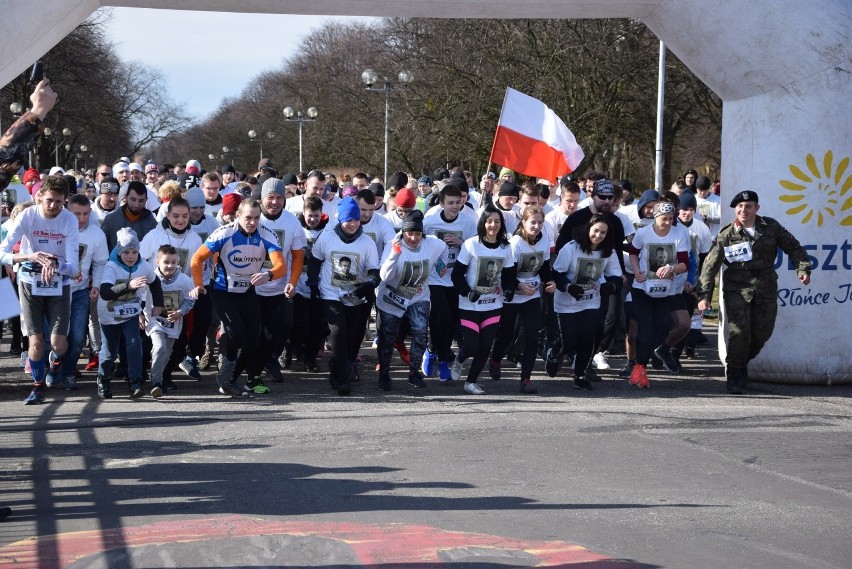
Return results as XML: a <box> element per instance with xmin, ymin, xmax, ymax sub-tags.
<box><xmin>451</xmin><ymin>357</ymin><xmax>464</xmax><ymax>382</ymax></box>
<box><xmin>464</xmin><ymin>381</ymin><xmax>485</xmax><ymax>395</ymax></box>
<box><xmin>592</xmin><ymin>352</ymin><xmax>611</xmax><ymax>370</ymax></box>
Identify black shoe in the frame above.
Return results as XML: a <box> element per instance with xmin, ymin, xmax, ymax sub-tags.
<box><xmin>162</xmin><ymin>377</ymin><xmax>177</xmax><ymax>392</ymax></box>
<box><xmin>573</xmin><ymin>375</ymin><xmax>593</xmax><ymax>391</ymax></box>
<box><xmin>685</xmin><ymin>347</ymin><xmax>696</xmax><ymax>359</ymax></box>
<box><xmin>618</xmin><ymin>360</ymin><xmax>636</xmax><ymax>378</ymax></box>
<box><xmin>129</xmin><ymin>381</ymin><xmax>144</xmax><ymax>399</ymax></box>
<box><xmin>650</xmin><ymin>353</ymin><xmax>664</xmax><ymax>370</ymax></box>
<box><xmin>585</xmin><ymin>368</ymin><xmax>602</xmax><ymax>382</ymax></box>
<box><xmin>97</xmin><ymin>376</ymin><xmax>113</xmax><ymax>399</ymax></box>
<box><xmin>304</xmin><ymin>359</ymin><xmax>319</xmax><ymax>373</ymax></box>
<box><xmin>488</xmin><ymin>359</ymin><xmax>501</xmax><ymax>381</ymax></box>
<box><xmin>378</xmin><ymin>371</ymin><xmax>392</xmax><ymax>391</ymax></box>
<box><xmin>519</xmin><ymin>378</ymin><xmax>537</xmax><ymax>394</ymax></box>
<box><xmin>283</xmin><ymin>350</ymin><xmax>292</xmax><ymax>370</ymax></box>
<box><xmin>336</xmin><ymin>383</ymin><xmax>352</xmax><ymax>396</ymax></box>
<box><xmin>654</xmin><ymin>345</ymin><xmax>681</xmax><ymax>373</ymax></box>
<box><xmin>350</xmin><ymin>362</ymin><xmax>361</xmax><ymax>383</ymax></box>
<box><xmin>544</xmin><ymin>347</ymin><xmax>562</xmax><ymax>377</ymax></box>
<box><xmin>408</xmin><ymin>373</ymin><xmax>427</xmax><ymax>388</ymax></box>
<box><xmin>265</xmin><ymin>358</ymin><xmax>284</xmax><ymax>383</ymax></box>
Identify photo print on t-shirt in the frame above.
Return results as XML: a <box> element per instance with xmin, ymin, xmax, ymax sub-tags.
<box><xmin>574</xmin><ymin>257</ymin><xmax>604</xmax><ymax>288</ymax></box>
<box><xmin>435</xmin><ymin>230</ymin><xmax>464</xmax><ymax>263</ymax></box>
<box><xmin>398</xmin><ymin>259</ymin><xmax>430</xmax><ymax>296</ymax></box>
<box><xmin>331</xmin><ymin>251</ymin><xmax>360</xmax><ymax>289</ymax></box>
<box><xmin>263</xmin><ymin>229</ymin><xmax>285</xmax><ymax>269</ymax></box>
<box><xmin>518</xmin><ymin>251</ymin><xmax>543</xmax><ymax>279</ymax></box>
<box><xmin>176</xmin><ymin>248</ymin><xmax>189</xmax><ymax>272</ymax></box>
<box><xmin>162</xmin><ymin>290</ymin><xmax>180</xmax><ymax>312</ymax></box>
<box><xmin>474</xmin><ymin>256</ymin><xmax>504</xmax><ymax>294</ymax></box>
<box><xmin>646</xmin><ymin>243</ymin><xmax>675</xmax><ymax>274</ymax></box>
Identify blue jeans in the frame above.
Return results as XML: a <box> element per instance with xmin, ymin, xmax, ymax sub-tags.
<box><xmin>378</xmin><ymin>301</ymin><xmax>430</xmax><ymax>376</ymax></box>
<box><xmin>62</xmin><ymin>289</ymin><xmax>91</xmax><ymax>379</ymax></box>
<box><xmin>99</xmin><ymin>319</ymin><xmax>143</xmax><ymax>382</ymax></box>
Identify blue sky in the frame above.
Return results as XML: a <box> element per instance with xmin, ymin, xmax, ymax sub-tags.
<box><xmin>105</xmin><ymin>8</ymin><xmax>378</xmax><ymax>121</ymax></box>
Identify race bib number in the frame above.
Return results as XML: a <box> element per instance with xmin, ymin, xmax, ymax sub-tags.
<box><xmin>579</xmin><ymin>292</ymin><xmax>594</xmax><ymax>302</ymax></box>
<box><xmin>115</xmin><ymin>303</ymin><xmax>140</xmax><ymax>317</ymax></box>
<box><xmin>385</xmin><ymin>288</ymin><xmax>410</xmax><ymax>310</ymax></box>
<box><xmin>646</xmin><ymin>279</ymin><xmax>672</xmax><ymax>298</ymax></box>
<box><xmin>227</xmin><ymin>273</ymin><xmax>252</xmax><ymax>293</ymax></box>
<box><xmin>724</xmin><ymin>241</ymin><xmax>753</xmax><ymax>263</ymax></box>
<box><xmin>31</xmin><ymin>277</ymin><xmax>62</xmax><ymax>297</ymax></box>
<box><xmin>156</xmin><ymin>316</ymin><xmax>177</xmax><ymax>330</ymax></box>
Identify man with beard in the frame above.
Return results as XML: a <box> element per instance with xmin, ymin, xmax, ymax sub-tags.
<box><xmin>101</xmin><ymin>181</ymin><xmax>157</xmax><ymax>251</ymax></box>
<box><xmin>92</xmin><ymin>176</ymin><xmax>120</xmax><ymax>226</ymax></box>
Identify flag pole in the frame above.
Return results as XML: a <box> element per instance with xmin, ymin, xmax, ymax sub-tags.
<box><xmin>487</xmin><ymin>88</ymin><xmax>511</xmax><ymax>174</ymax></box>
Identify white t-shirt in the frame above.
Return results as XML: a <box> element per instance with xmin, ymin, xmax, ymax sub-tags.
<box><xmin>478</xmin><ymin>205</ymin><xmax>519</xmax><ymax>236</ymax></box>
<box><xmin>544</xmin><ymin>208</ymin><xmax>570</xmax><ymax>249</ymax></box>
<box><xmin>696</xmin><ymin>193</ymin><xmax>722</xmax><ymax>237</ymax></box>
<box><xmin>295</xmin><ymin>222</ymin><xmax>327</xmax><ymax>299</ymax></box>
<box><xmin>286</xmin><ymin>194</ymin><xmax>339</xmax><ymax>222</ymax></box>
<box><xmin>456</xmin><ymin>237</ymin><xmax>515</xmax><ymax>312</ymax></box>
<box><xmin>552</xmin><ymin>240</ymin><xmax>622</xmax><ymax>313</ymax></box>
<box><xmin>145</xmin><ymin>269</ymin><xmax>194</xmax><ymax>338</ymax></box>
<box><xmin>376</xmin><ymin>235</ymin><xmax>448</xmax><ymax>318</ymax></box>
<box><xmin>97</xmin><ymin>258</ymin><xmax>158</xmax><ymax>326</ymax></box>
<box><xmin>139</xmin><ymin>224</ymin><xmax>203</xmax><ymax>277</ymax></box>
<box><xmin>188</xmin><ymin>214</ymin><xmax>220</xmax><ymax>283</ymax></box>
<box><xmin>256</xmin><ymin>210</ymin><xmax>306</xmax><ymax>297</ymax></box>
<box><xmin>361</xmin><ymin>214</ymin><xmax>397</xmax><ymax>261</ymax></box>
<box><xmin>311</xmin><ymin>228</ymin><xmax>380</xmax><ymax>302</ymax></box>
<box><xmin>383</xmin><ymin>209</ymin><xmax>407</xmax><ymax>230</ymax></box>
<box><xmin>0</xmin><ymin>206</ymin><xmax>79</xmax><ymax>286</ymax></box>
<box><xmin>506</xmin><ymin>234</ymin><xmax>551</xmax><ymax>304</ymax></box>
<box><xmin>71</xmin><ymin>222</ymin><xmax>109</xmax><ymax>293</ymax></box>
<box><xmin>422</xmin><ymin>210</ymin><xmax>478</xmax><ymax>287</ymax></box>
<box><xmin>630</xmin><ymin>223</ymin><xmax>690</xmax><ymax>298</ymax></box>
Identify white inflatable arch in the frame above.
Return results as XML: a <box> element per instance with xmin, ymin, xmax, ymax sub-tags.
<box><xmin>2</xmin><ymin>1</ymin><xmax>850</xmax><ymax>383</ymax></box>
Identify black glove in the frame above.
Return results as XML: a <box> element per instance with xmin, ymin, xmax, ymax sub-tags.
<box><xmin>567</xmin><ymin>284</ymin><xmax>585</xmax><ymax>300</ymax></box>
<box><xmin>467</xmin><ymin>290</ymin><xmax>481</xmax><ymax>302</ymax></box>
<box><xmin>599</xmin><ymin>282</ymin><xmax>616</xmax><ymax>296</ymax></box>
<box><xmin>351</xmin><ymin>281</ymin><xmax>374</xmax><ymax>298</ymax></box>
<box><xmin>310</xmin><ymin>286</ymin><xmax>320</xmax><ymax>300</ymax></box>
<box><xmin>503</xmin><ymin>289</ymin><xmax>515</xmax><ymax>303</ymax></box>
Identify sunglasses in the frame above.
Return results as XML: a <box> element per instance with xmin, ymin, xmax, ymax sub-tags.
<box><xmin>595</xmin><ymin>194</ymin><xmax>615</xmax><ymax>201</ymax></box>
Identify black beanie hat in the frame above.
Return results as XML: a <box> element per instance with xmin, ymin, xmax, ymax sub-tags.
<box><xmin>401</xmin><ymin>209</ymin><xmax>424</xmax><ymax>233</ymax></box>
<box><xmin>387</xmin><ymin>171</ymin><xmax>408</xmax><ymax>190</ymax></box>
<box><xmin>498</xmin><ymin>181</ymin><xmax>519</xmax><ymax>197</ymax></box>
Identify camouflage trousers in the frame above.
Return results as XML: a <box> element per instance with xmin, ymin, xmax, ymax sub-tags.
<box><xmin>723</xmin><ymin>286</ymin><xmax>778</xmax><ymax>368</ymax></box>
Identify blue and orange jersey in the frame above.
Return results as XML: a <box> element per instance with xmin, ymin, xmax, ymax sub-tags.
<box><xmin>191</xmin><ymin>223</ymin><xmax>286</xmax><ymax>292</ymax></box>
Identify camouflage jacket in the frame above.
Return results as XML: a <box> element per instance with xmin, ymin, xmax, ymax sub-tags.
<box><xmin>0</xmin><ymin>112</ymin><xmax>43</xmax><ymax>191</ymax></box>
<box><xmin>696</xmin><ymin>215</ymin><xmax>811</xmax><ymax>302</ymax></box>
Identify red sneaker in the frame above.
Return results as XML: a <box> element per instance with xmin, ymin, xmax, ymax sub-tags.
<box><xmin>84</xmin><ymin>354</ymin><xmax>99</xmax><ymax>371</ymax></box>
<box><xmin>629</xmin><ymin>363</ymin><xmax>646</xmax><ymax>387</ymax></box>
<box><xmin>394</xmin><ymin>342</ymin><xmax>411</xmax><ymax>365</ymax></box>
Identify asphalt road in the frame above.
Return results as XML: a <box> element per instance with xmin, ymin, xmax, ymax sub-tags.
<box><xmin>0</xmin><ymin>326</ymin><xmax>850</xmax><ymax>569</ymax></box>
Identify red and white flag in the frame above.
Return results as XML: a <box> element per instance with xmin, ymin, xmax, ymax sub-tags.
<box><xmin>489</xmin><ymin>88</ymin><xmax>584</xmax><ymax>180</ymax></box>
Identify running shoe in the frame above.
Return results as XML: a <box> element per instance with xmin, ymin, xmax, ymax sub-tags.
<box><xmin>544</xmin><ymin>347</ymin><xmax>562</xmax><ymax>378</ymax></box>
<box><xmin>629</xmin><ymin>363</ymin><xmax>646</xmax><ymax>387</ymax></box>
<box><xmin>592</xmin><ymin>352</ymin><xmax>611</xmax><ymax>370</ymax></box>
<box><xmin>519</xmin><ymin>378</ymin><xmax>537</xmax><ymax>394</ymax></box>
<box><xmin>394</xmin><ymin>342</ymin><xmax>411</xmax><ymax>365</ymax></box>
<box><xmin>84</xmin><ymin>354</ymin><xmax>99</xmax><ymax>371</ymax></box>
<box><xmin>150</xmin><ymin>384</ymin><xmax>163</xmax><ymax>398</ymax></box>
<box><xmin>488</xmin><ymin>359</ymin><xmax>501</xmax><ymax>381</ymax></box>
<box><xmin>179</xmin><ymin>356</ymin><xmax>201</xmax><ymax>380</ymax></box>
<box><xmin>450</xmin><ymin>357</ymin><xmax>464</xmax><ymax>382</ymax></box>
<box><xmin>408</xmin><ymin>373</ymin><xmax>427</xmax><ymax>388</ymax></box>
<box><xmin>573</xmin><ymin>375</ymin><xmax>593</xmax><ymax>391</ymax></box>
<box><xmin>64</xmin><ymin>376</ymin><xmax>79</xmax><ymax>391</ymax></box>
<box><xmin>421</xmin><ymin>349</ymin><xmax>437</xmax><ymax>377</ymax></box>
<box><xmin>245</xmin><ymin>375</ymin><xmax>270</xmax><ymax>394</ymax></box>
<box><xmin>23</xmin><ymin>384</ymin><xmax>46</xmax><ymax>405</ymax></box>
<box><xmin>463</xmin><ymin>381</ymin><xmax>484</xmax><ymax>395</ymax></box>
<box><xmin>654</xmin><ymin>344</ymin><xmax>681</xmax><ymax>373</ymax></box>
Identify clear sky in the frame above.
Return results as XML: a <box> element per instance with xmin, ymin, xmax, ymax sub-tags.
<box><xmin>105</xmin><ymin>8</ymin><xmax>378</xmax><ymax>121</ymax></box>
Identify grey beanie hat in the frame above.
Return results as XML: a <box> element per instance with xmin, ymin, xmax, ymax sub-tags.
<box><xmin>115</xmin><ymin>227</ymin><xmax>140</xmax><ymax>255</ymax></box>
<box><xmin>185</xmin><ymin>186</ymin><xmax>205</xmax><ymax>208</ymax></box>
<box><xmin>261</xmin><ymin>177</ymin><xmax>285</xmax><ymax>200</ymax></box>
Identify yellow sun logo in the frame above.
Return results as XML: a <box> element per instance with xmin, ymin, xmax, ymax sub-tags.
<box><xmin>779</xmin><ymin>150</ymin><xmax>852</xmax><ymax>227</ymax></box>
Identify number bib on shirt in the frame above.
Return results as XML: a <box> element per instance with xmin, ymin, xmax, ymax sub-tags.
<box><xmin>227</xmin><ymin>273</ymin><xmax>253</xmax><ymax>293</ymax></box>
<box><xmin>724</xmin><ymin>241</ymin><xmax>753</xmax><ymax>263</ymax></box>
<box><xmin>646</xmin><ymin>278</ymin><xmax>672</xmax><ymax>298</ymax></box>
<box><xmin>31</xmin><ymin>276</ymin><xmax>62</xmax><ymax>297</ymax></box>
<box><xmin>115</xmin><ymin>302</ymin><xmax>141</xmax><ymax>317</ymax></box>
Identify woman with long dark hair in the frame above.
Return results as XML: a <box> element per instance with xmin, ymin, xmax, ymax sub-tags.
<box><xmin>489</xmin><ymin>206</ymin><xmax>554</xmax><ymax>394</ymax></box>
<box><xmin>450</xmin><ymin>203</ymin><xmax>517</xmax><ymax>394</ymax></box>
<box><xmin>550</xmin><ymin>214</ymin><xmax>622</xmax><ymax>390</ymax></box>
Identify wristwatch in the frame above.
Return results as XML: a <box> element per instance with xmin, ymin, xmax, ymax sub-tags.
<box><xmin>266</xmin><ymin>270</ymin><xmax>274</xmax><ymax>281</ymax></box>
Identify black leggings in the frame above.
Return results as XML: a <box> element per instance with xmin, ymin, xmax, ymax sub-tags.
<box><xmin>428</xmin><ymin>285</ymin><xmax>460</xmax><ymax>362</ymax></box>
<box><xmin>291</xmin><ymin>294</ymin><xmax>327</xmax><ymax>362</ymax></box>
<box><xmin>458</xmin><ymin>308</ymin><xmax>501</xmax><ymax>384</ymax></box>
<box><xmin>212</xmin><ymin>289</ymin><xmax>261</xmax><ymax>362</ymax></box>
<box><xmin>324</xmin><ymin>300</ymin><xmax>365</xmax><ymax>387</ymax></box>
<box><xmin>629</xmin><ymin>289</ymin><xmax>675</xmax><ymax>366</ymax></box>
<box><xmin>491</xmin><ymin>300</ymin><xmax>542</xmax><ymax>378</ymax></box>
<box><xmin>235</xmin><ymin>294</ymin><xmax>288</xmax><ymax>377</ymax></box>
<box><xmin>557</xmin><ymin>309</ymin><xmax>601</xmax><ymax>377</ymax></box>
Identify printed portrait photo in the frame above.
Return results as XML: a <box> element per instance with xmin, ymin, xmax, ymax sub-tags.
<box><xmin>574</xmin><ymin>257</ymin><xmax>604</xmax><ymax>287</ymax></box>
<box><xmin>474</xmin><ymin>256</ymin><xmax>504</xmax><ymax>294</ymax></box>
<box><xmin>646</xmin><ymin>243</ymin><xmax>675</xmax><ymax>274</ymax></box>
<box><xmin>398</xmin><ymin>259</ymin><xmax>430</xmax><ymax>296</ymax></box>
<box><xmin>162</xmin><ymin>290</ymin><xmax>180</xmax><ymax>312</ymax></box>
<box><xmin>263</xmin><ymin>229</ymin><xmax>286</xmax><ymax>269</ymax></box>
<box><xmin>517</xmin><ymin>251</ymin><xmax>544</xmax><ymax>279</ymax></box>
<box><xmin>176</xmin><ymin>247</ymin><xmax>190</xmax><ymax>272</ymax></box>
<box><xmin>331</xmin><ymin>251</ymin><xmax>360</xmax><ymax>289</ymax></box>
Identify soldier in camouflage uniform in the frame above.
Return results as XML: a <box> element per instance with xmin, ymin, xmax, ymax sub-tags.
<box><xmin>696</xmin><ymin>190</ymin><xmax>811</xmax><ymax>394</ymax></box>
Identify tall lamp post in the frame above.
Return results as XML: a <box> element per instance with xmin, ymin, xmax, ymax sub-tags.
<box><xmin>248</xmin><ymin>130</ymin><xmax>275</xmax><ymax>162</ymax></box>
<box><xmin>360</xmin><ymin>69</ymin><xmax>413</xmax><ymax>183</ymax></box>
<box><xmin>283</xmin><ymin>106</ymin><xmax>317</xmax><ymax>173</ymax></box>
<box><xmin>43</xmin><ymin>127</ymin><xmax>72</xmax><ymax>168</ymax></box>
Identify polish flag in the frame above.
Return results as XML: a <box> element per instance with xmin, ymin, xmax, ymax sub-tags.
<box><xmin>489</xmin><ymin>88</ymin><xmax>584</xmax><ymax>180</ymax></box>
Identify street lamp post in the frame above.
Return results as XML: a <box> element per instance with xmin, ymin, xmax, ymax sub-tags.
<box><xmin>248</xmin><ymin>130</ymin><xmax>275</xmax><ymax>162</ymax></box>
<box><xmin>361</xmin><ymin>69</ymin><xmax>413</xmax><ymax>183</ymax></box>
<box><xmin>283</xmin><ymin>107</ymin><xmax>317</xmax><ymax>173</ymax></box>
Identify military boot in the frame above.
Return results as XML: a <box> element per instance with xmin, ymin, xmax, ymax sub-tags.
<box><xmin>97</xmin><ymin>375</ymin><xmax>113</xmax><ymax>399</ymax></box>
